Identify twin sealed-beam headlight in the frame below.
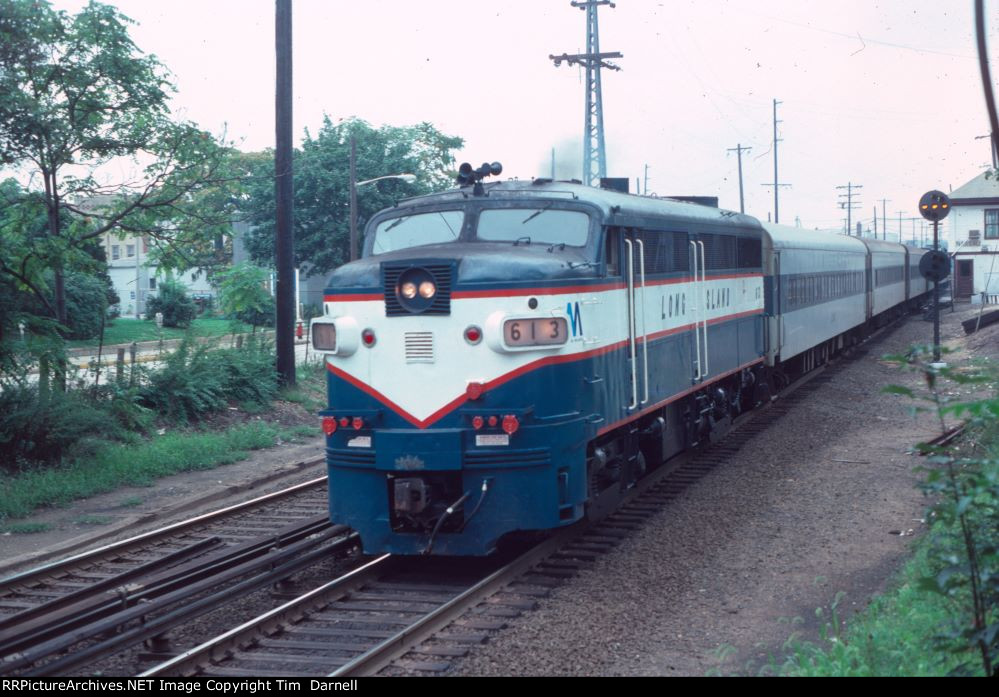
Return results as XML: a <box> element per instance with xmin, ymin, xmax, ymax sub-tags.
<box><xmin>400</xmin><ymin>280</ymin><xmax>436</xmax><ymax>300</ymax></box>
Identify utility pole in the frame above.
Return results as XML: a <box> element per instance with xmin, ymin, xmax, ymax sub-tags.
<box><xmin>878</xmin><ymin>198</ymin><xmax>890</xmax><ymax>241</ymax></box>
<box><xmin>761</xmin><ymin>99</ymin><xmax>790</xmax><ymax>223</ymax></box>
<box><xmin>550</xmin><ymin>1</ymin><xmax>622</xmax><ymax>186</ymax></box>
<box><xmin>274</xmin><ymin>0</ymin><xmax>295</xmax><ymax>386</ymax></box>
<box><xmin>643</xmin><ymin>163</ymin><xmax>649</xmax><ymax>195</ymax></box>
<box><xmin>727</xmin><ymin>144</ymin><xmax>752</xmax><ymax>214</ymax></box>
<box><xmin>349</xmin><ymin>135</ymin><xmax>358</xmax><ymax>261</ymax></box>
<box><xmin>837</xmin><ymin>182</ymin><xmax>863</xmax><ymax>236</ymax></box>
<box><xmin>873</xmin><ymin>206</ymin><xmax>878</xmax><ymax>238</ymax></box>
<box><xmin>896</xmin><ymin>211</ymin><xmax>905</xmax><ymax>244</ymax></box>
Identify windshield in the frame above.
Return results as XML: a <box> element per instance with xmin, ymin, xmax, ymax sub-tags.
<box><xmin>370</xmin><ymin>210</ymin><xmax>464</xmax><ymax>255</ymax></box>
<box><xmin>477</xmin><ymin>208</ymin><xmax>590</xmax><ymax>246</ymax></box>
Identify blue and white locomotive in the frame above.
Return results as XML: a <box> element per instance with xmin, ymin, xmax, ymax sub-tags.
<box><xmin>310</xmin><ymin>165</ymin><xmax>930</xmax><ymax>556</ymax></box>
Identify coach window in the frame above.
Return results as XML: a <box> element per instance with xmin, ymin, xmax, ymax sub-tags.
<box><xmin>986</xmin><ymin>210</ymin><xmax>999</xmax><ymax>239</ymax></box>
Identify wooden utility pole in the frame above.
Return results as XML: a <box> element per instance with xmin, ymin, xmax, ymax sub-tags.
<box><xmin>761</xmin><ymin>99</ymin><xmax>790</xmax><ymax>223</ymax></box>
<box><xmin>275</xmin><ymin>0</ymin><xmax>295</xmax><ymax>386</ymax></box>
<box><xmin>727</xmin><ymin>144</ymin><xmax>751</xmax><ymax>214</ymax></box>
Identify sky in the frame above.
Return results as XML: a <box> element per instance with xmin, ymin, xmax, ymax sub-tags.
<box><xmin>44</xmin><ymin>0</ymin><xmax>999</xmax><ymax>241</ymax></box>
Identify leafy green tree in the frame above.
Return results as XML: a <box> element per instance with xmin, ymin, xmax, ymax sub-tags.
<box><xmin>0</xmin><ymin>0</ymin><xmax>242</xmax><ymax>332</ymax></box>
<box><xmin>216</xmin><ymin>262</ymin><xmax>275</xmax><ymax>328</ymax></box>
<box><xmin>242</xmin><ymin>117</ymin><xmax>463</xmax><ymax>275</ymax></box>
<box><xmin>145</xmin><ymin>278</ymin><xmax>196</xmax><ymax>329</ymax></box>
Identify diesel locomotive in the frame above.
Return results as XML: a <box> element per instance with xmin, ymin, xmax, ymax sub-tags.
<box><xmin>310</xmin><ymin>165</ymin><xmax>929</xmax><ymax>556</ymax></box>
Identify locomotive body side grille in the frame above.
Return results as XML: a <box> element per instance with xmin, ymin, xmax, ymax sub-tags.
<box><xmin>404</xmin><ymin>331</ymin><xmax>435</xmax><ymax>363</ymax></box>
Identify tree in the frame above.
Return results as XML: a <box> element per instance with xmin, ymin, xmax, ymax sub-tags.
<box><xmin>216</xmin><ymin>262</ymin><xmax>274</xmax><ymax>329</ymax></box>
<box><xmin>145</xmin><ymin>278</ymin><xmax>196</xmax><ymax>329</ymax></box>
<box><xmin>242</xmin><ymin>117</ymin><xmax>463</xmax><ymax>275</ymax></box>
<box><xmin>0</xmin><ymin>0</ymin><xmax>242</xmax><ymax>333</ymax></box>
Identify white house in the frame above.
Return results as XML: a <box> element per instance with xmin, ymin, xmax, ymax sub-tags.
<box><xmin>947</xmin><ymin>171</ymin><xmax>999</xmax><ymax>302</ymax></box>
<box><xmin>101</xmin><ymin>232</ymin><xmax>214</xmax><ymax>317</ymax></box>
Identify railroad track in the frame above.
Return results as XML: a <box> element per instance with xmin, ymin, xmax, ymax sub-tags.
<box><xmin>0</xmin><ymin>467</ymin><xmax>364</xmax><ymax>676</ymax></box>
<box><xmin>141</xmin><ymin>352</ymin><xmax>851</xmax><ymax>678</ymax></box>
<box><xmin>2</xmin><ymin>320</ymin><xmax>908</xmax><ymax>677</ymax></box>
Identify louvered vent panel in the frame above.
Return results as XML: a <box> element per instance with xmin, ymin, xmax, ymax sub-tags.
<box><xmin>405</xmin><ymin>331</ymin><xmax>435</xmax><ymax>363</ymax></box>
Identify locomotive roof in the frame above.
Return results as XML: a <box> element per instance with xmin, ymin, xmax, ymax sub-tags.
<box><xmin>391</xmin><ymin>179</ymin><xmax>760</xmax><ymax>231</ymax></box>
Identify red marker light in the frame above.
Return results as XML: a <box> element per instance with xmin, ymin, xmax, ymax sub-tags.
<box><xmin>362</xmin><ymin>329</ymin><xmax>376</xmax><ymax>347</ymax></box>
<box><xmin>488</xmin><ymin>415</ymin><xmax>498</xmax><ymax>428</ymax></box>
<box><xmin>339</xmin><ymin>417</ymin><xmax>350</xmax><ymax>428</ymax></box>
<box><xmin>472</xmin><ymin>415</ymin><xmax>484</xmax><ymax>430</ymax></box>
<box><xmin>321</xmin><ymin>417</ymin><xmax>337</xmax><ymax>435</ymax></box>
<box><xmin>466</xmin><ymin>381</ymin><xmax>484</xmax><ymax>401</ymax></box>
<box><xmin>352</xmin><ymin>417</ymin><xmax>364</xmax><ymax>430</ymax></box>
<box><xmin>502</xmin><ymin>414</ymin><xmax>520</xmax><ymax>435</ymax></box>
<box><xmin>464</xmin><ymin>325</ymin><xmax>482</xmax><ymax>344</ymax></box>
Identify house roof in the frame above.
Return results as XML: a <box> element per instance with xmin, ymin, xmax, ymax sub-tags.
<box><xmin>950</xmin><ymin>170</ymin><xmax>999</xmax><ymax>203</ymax></box>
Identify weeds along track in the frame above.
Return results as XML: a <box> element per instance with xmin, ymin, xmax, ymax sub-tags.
<box><xmin>0</xmin><ymin>468</ymin><xmax>366</xmax><ymax>676</ymax></box>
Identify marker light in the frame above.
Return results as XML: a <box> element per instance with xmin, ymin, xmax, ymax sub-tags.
<box><xmin>472</xmin><ymin>415</ymin><xmax>484</xmax><ymax>430</ymax></box>
<box><xmin>322</xmin><ymin>417</ymin><xmax>337</xmax><ymax>436</ymax></box>
<box><xmin>362</xmin><ymin>328</ymin><xmax>376</xmax><ymax>347</ymax></box>
<box><xmin>466</xmin><ymin>382</ymin><xmax>485</xmax><ymax>401</ymax></box>
<box><xmin>502</xmin><ymin>414</ymin><xmax>520</xmax><ymax>435</ymax></box>
<box><xmin>339</xmin><ymin>417</ymin><xmax>350</xmax><ymax>428</ymax></box>
<box><xmin>312</xmin><ymin>322</ymin><xmax>337</xmax><ymax>352</ymax></box>
<box><xmin>419</xmin><ymin>281</ymin><xmax>436</xmax><ymax>299</ymax></box>
<box><xmin>488</xmin><ymin>415</ymin><xmax>498</xmax><ymax>428</ymax></box>
<box><xmin>352</xmin><ymin>417</ymin><xmax>364</xmax><ymax>430</ymax></box>
<box><xmin>464</xmin><ymin>325</ymin><xmax>482</xmax><ymax>344</ymax></box>
<box><xmin>401</xmin><ymin>282</ymin><xmax>417</xmax><ymax>299</ymax></box>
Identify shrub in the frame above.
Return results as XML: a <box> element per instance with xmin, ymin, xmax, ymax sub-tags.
<box><xmin>138</xmin><ymin>336</ymin><xmax>277</xmax><ymax>422</ymax></box>
<box><xmin>145</xmin><ymin>278</ymin><xmax>196</xmax><ymax>328</ymax></box>
<box><xmin>63</xmin><ymin>271</ymin><xmax>108</xmax><ymax>340</ymax></box>
<box><xmin>0</xmin><ymin>385</ymin><xmax>114</xmax><ymax>469</ymax></box>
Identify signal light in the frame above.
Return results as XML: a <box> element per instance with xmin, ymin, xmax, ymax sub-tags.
<box><xmin>352</xmin><ymin>417</ymin><xmax>364</xmax><ymax>430</ymax></box>
<box><xmin>339</xmin><ymin>417</ymin><xmax>350</xmax><ymax>428</ymax></box>
<box><xmin>362</xmin><ymin>328</ymin><xmax>376</xmax><ymax>347</ymax></box>
<box><xmin>464</xmin><ymin>325</ymin><xmax>482</xmax><ymax>344</ymax></box>
<box><xmin>502</xmin><ymin>414</ymin><xmax>520</xmax><ymax>435</ymax></box>
<box><xmin>322</xmin><ymin>417</ymin><xmax>337</xmax><ymax>435</ymax></box>
<box><xmin>466</xmin><ymin>381</ymin><xmax>484</xmax><ymax>401</ymax></box>
<box><xmin>472</xmin><ymin>415</ymin><xmax>484</xmax><ymax>430</ymax></box>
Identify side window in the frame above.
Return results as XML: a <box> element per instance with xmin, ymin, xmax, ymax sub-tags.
<box><xmin>604</xmin><ymin>228</ymin><xmax>621</xmax><ymax>276</ymax></box>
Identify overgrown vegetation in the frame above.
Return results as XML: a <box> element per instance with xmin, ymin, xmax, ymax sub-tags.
<box><xmin>782</xmin><ymin>348</ymin><xmax>999</xmax><ymax>676</ymax></box>
<box><xmin>0</xmin><ymin>422</ymin><xmax>307</xmax><ymax>521</ymax></box>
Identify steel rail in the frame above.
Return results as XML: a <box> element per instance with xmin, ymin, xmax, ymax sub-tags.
<box><xmin>1</xmin><ymin>469</ymin><xmax>327</xmax><ymax>588</ymax></box>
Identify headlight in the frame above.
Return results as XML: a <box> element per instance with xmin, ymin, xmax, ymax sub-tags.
<box><xmin>401</xmin><ymin>281</ymin><xmax>417</xmax><ymax>299</ymax></box>
<box><xmin>312</xmin><ymin>322</ymin><xmax>337</xmax><ymax>351</ymax></box>
<box><xmin>419</xmin><ymin>281</ymin><xmax>436</xmax><ymax>299</ymax></box>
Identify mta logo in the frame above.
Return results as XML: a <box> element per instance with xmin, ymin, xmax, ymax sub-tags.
<box><xmin>566</xmin><ymin>301</ymin><xmax>583</xmax><ymax>337</ymax></box>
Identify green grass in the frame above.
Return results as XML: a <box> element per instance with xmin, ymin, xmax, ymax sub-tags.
<box><xmin>0</xmin><ymin>422</ymin><xmax>309</xmax><ymax>521</ymax></box>
<box><xmin>779</xmin><ymin>527</ymin><xmax>983</xmax><ymax>677</ymax></box>
<box><xmin>67</xmin><ymin>318</ymin><xmax>257</xmax><ymax>348</ymax></box>
<box><xmin>118</xmin><ymin>496</ymin><xmax>144</xmax><ymax>508</ymax></box>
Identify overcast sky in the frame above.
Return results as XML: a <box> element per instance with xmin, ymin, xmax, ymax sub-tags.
<box><xmin>46</xmin><ymin>0</ymin><xmax>999</xmax><ymax>240</ymax></box>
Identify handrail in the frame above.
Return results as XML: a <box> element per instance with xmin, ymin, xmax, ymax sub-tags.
<box><xmin>625</xmin><ymin>239</ymin><xmax>638</xmax><ymax>410</ymax></box>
